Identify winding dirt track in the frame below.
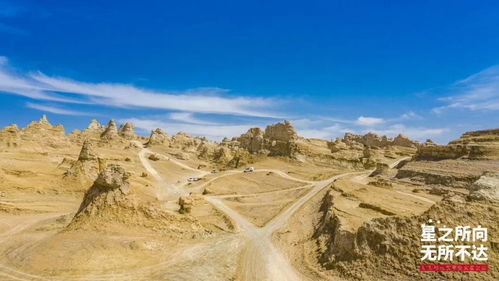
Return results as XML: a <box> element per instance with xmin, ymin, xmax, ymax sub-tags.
<box><xmin>129</xmin><ymin>145</ymin><xmax>369</xmax><ymax>280</ymax></box>
<box><xmin>0</xmin><ymin>142</ymin><xmax>411</xmax><ymax>281</ymax></box>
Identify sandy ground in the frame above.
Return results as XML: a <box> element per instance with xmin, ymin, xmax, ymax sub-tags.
<box><xmin>0</xmin><ymin>141</ymin><xmax>436</xmax><ymax>281</ymax></box>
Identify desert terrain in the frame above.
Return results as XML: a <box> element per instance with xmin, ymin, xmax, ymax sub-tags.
<box><xmin>0</xmin><ymin>115</ymin><xmax>497</xmax><ymax>281</ymax></box>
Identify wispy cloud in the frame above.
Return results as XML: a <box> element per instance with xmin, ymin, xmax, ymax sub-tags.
<box><xmin>398</xmin><ymin>111</ymin><xmax>423</xmax><ymax>120</ymax></box>
<box><xmin>26</xmin><ymin>102</ymin><xmax>93</xmax><ymax>116</ymax></box>
<box><xmin>433</xmin><ymin>65</ymin><xmax>499</xmax><ymax>113</ymax></box>
<box><xmin>0</xmin><ymin>58</ymin><xmax>282</xmax><ymax>118</ymax></box>
<box><xmin>168</xmin><ymin>112</ymin><xmax>218</xmax><ymax>125</ymax></box>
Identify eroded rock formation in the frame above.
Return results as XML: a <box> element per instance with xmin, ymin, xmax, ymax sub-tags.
<box><xmin>416</xmin><ymin>128</ymin><xmax>499</xmax><ymax>160</ymax></box>
<box><xmin>118</xmin><ymin>122</ymin><xmax>136</xmax><ymax>140</ymax></box>
<box><xmin>64</xmin><ymin>140</ymin><xmax>105</xmax><ymax>188</ymax></box>
<box><xmin>0</xmin><ymin>124</ymin><xmax>20</xmax><ymax>148</ymax></box>
<box><xmin>338</xmin><ymin>132</ymin><xmax>419</xmax><ymax>149</ymax></box>
<box><xmin>237</xmin><ymin>120</ymin><xmax>299</xmax><ymax>157</ymax></box>
<box><xmin>468</xmin><ymin>171</ymin><xmax>499</xmax><ymax>200</ymax></box>
<box><xmin>313</xmin><ymin>190</ymin><xmax>498</xmax><ymax>281</ymax></box>
<box><xmin>71</xmin><ymin>164</ymin><xmax>131</xmax><ymax>219</ymax></box>
<box><xmin>100</xmin><ymin>120</ymin><xmax>120</xmax><ymax>140</ymax></box>
<box><xmin>146</xmin><ymin>128</ymin><xmax>169</xmax><ymax>146</ymax></box>
<box><xmin>0</xmin><ymin>115</ymin><xmax>71</xmax><ymax>151</ymax></box>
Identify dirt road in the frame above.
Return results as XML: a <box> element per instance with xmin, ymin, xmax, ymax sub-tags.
<box><xmin>138</xmin><ymin>145</ymin><xmax>383</xmax><ymax>281</ymax></box>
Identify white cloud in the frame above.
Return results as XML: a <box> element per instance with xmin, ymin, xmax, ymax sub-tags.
<box><xmin>168</xmin><ymin>112</ymin><xmax>218</xmax><ymax>125</ymax></box>
<box><xmin>399</xmin><ymin>111</ymin><xmax>423</xmax><ymax>120</ymax></box>
<box><xmin>25</xmin><ymin>102</ymin><xmax>92</xmax><ymax>116</ymax></box>
<box><xmin>433</xmin><ymin>65</ymin><xmax>499</xmax><ymax>112</ymax></box>
<box><xmin>0</xmin><ymin>59</ymin><xmax>281</xmax><ymax>118</ymax></box>
<box><xmin>355</xmin><ymin>116</ymin><xmax>384</xmax><ymax>126</ymax></box>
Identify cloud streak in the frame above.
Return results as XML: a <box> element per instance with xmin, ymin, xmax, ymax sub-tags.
<box><xmin>433</xmin><ymin>65</ymin><xmax>499</xmax><ymax>112</ymax></box>
<box><xmin>0</xmin><ymin>59</ymin><xmax>281</xmax><ymax>118</ymax></box>
<box><xmin>355</xmin><ymin>116</ymin><xmax>384</xmax><ymax>126</ymax></box>
<box><xmin>168</xmin><ymin>112</ymin><xmax>218</xmax><ymax>125</ymax></box>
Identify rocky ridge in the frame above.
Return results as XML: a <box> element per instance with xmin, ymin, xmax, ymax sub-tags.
<box><xmin>416</xmin><ymin>128</ymin><xmax>499</xmax><ymax>160</ymax></box>
<box><xmin>0</xmin><ymin>115</ymin><xmax>71</xmax><ymax>151</ymax></box>
<box><xmin>313</xmin><ymin>189</ymin><xmax>499</xmax><ymax>281</ymax></box>
<box><xmin>396</xmin><ymin>128</ymin><xmax>499</xmax><ymax>188</ymax></box>
<box><xmin>237</xmin><ymin>120</ymin><xmax>299</xmax><ymax>157</ymax></box>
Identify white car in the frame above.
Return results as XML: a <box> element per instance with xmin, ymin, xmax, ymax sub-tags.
<box><xmin>187</xmin><ymin>177</ymin><xmax>200</xmax><ymax>182</ymax></box>
<box><xmin>243</xmin><ymin>167</ymin><xmax>255</xmax><ymax>173</ymax></box>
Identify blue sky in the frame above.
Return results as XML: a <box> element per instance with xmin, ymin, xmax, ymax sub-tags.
<box><xmin>0</xmin><ymin>0</ymin><xmax>498</xmax><ymax>143</ymax></box>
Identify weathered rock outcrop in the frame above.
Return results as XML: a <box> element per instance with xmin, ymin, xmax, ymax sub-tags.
<box><xmin>0</xmin><ymin>124</ymin><xmax>21</xmax><ymax>148</ymax></box>
<box><xmin>146</xmin><ymin>128</ymin><xmax>169</xmax><ymax>146</ymax></box>
<box><xmin>64</xmin><ymin>140</ymin><xmax>105</xmax><ymax>187</ymax></box>
<box><xmin>118</xmin><ymin>122</ymin><xmax>136</xmax><ymax>140</ymax></box>
<box><xmin>100</xmin><ymin>120</ymin><xmax>120</xmax><ymax>140</ymax></box>
<box><xmin>71</xmin><ymin>164</ymin><xmax>131</xmax><ymax>219</ymax></box>
<box><xmin>237</xmin><ymin>120</ymin><xmax>298</xmax><ymax>157</ymax></box>
<box><xmin>174</xmin><ymin>152</ymin><xmax>189</xmax><ymax>160</ymax></box>
<box><xmin>197</xmin><ymin>141</ymin><xmax>216</xmax><ymax>160</ymax></box>
<box><xmin>395</xmin><ymin>159</ymin><xmax>497</xmax><ymax>188</ymax></box>
<box><xmin>340</xmin><ymin>132</ymin><xmax>419</xmax><ymax>148</ymax></box>
<box><xmin>328</xmin><ymin>138</ymin><xmax>349</xmax><ymax>152</ymax></box>
<box><xmin>170</xmin><ymin>132</ymin><xmax>202</xmax><ymax>151</ymax></box>
<box><xmin>214</xmin><ymin>147</ymin><xmax>232</xmax><ymax>164</ymax></box>
<box><xmin>369</xmin><ymin>162</ymin><xmax>390</xmax><ymax>177</ymax></box>
<box><xmin>68</xmin><ymin>120</ymin><xmax>104</xmax><ymax>143</ymax></box>
<box><xmin>392</xmin><ymin>134</ymin><xmax>417</xmax><ymax>147</ymax></box>
<box><xmin>264</xmin><ymin>120</ymin><xmax>298</xmax><ymax>156</ymax></box>
<box><xmin>468</xmin><ymin>171</ymin><xmax>499</xmax><ymax>200</ymax></box>
<box><xmin>421</xmin><ymin>139</ymin><xmax>436</xmax><ymax>147</ymax></box>
<box><xmin>314</xmin><ymin>190</ymin><xmax>499</xmax><ymax>281</ymax></box>
<box><xmin>416</xmin><ymin>128</ymin><xmax>499</xmax><ymax>160</ymax></box>
<box><xmin>238</xmin><ymin>128</ymin><xmax>265</xmax><ymax>153</ymax></box>
<box><xmin>415</xmin><ymin>145</ymin><xmax>468</xmax><ymax>160</ymax></box>
<box><xmin>178</xmin><ymin>194</ymin><xmax>203</xmax><ymax>214</ymax></box>
<box><xmin>0</xmin><ymin>115</ymin><xmax>71</xmax><ymax>150</ymax></box>
<box><xmin>68</xmin><ymin>164</ymin><xmax>206</xmax><ymax>236</ymax></box>
<box><xmin>78</xmin><ymin>139</ymin><xmax>98</xmax><ymax>161</ymax></box>
<box><xmin>87</xmin><ymin>119</ymin><xmax>103</xmax><ymax>131</ymax></box>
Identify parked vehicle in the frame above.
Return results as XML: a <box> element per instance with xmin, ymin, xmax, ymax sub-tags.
<box><xmin>187</xmin><ymin>177</ymin><xmax>201</xmax><ymax>182</ymax></box>
<box><xmin>243</xmin><ymin>167</ymin><xmax>255</xmax><ymax>173</ymax></box>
